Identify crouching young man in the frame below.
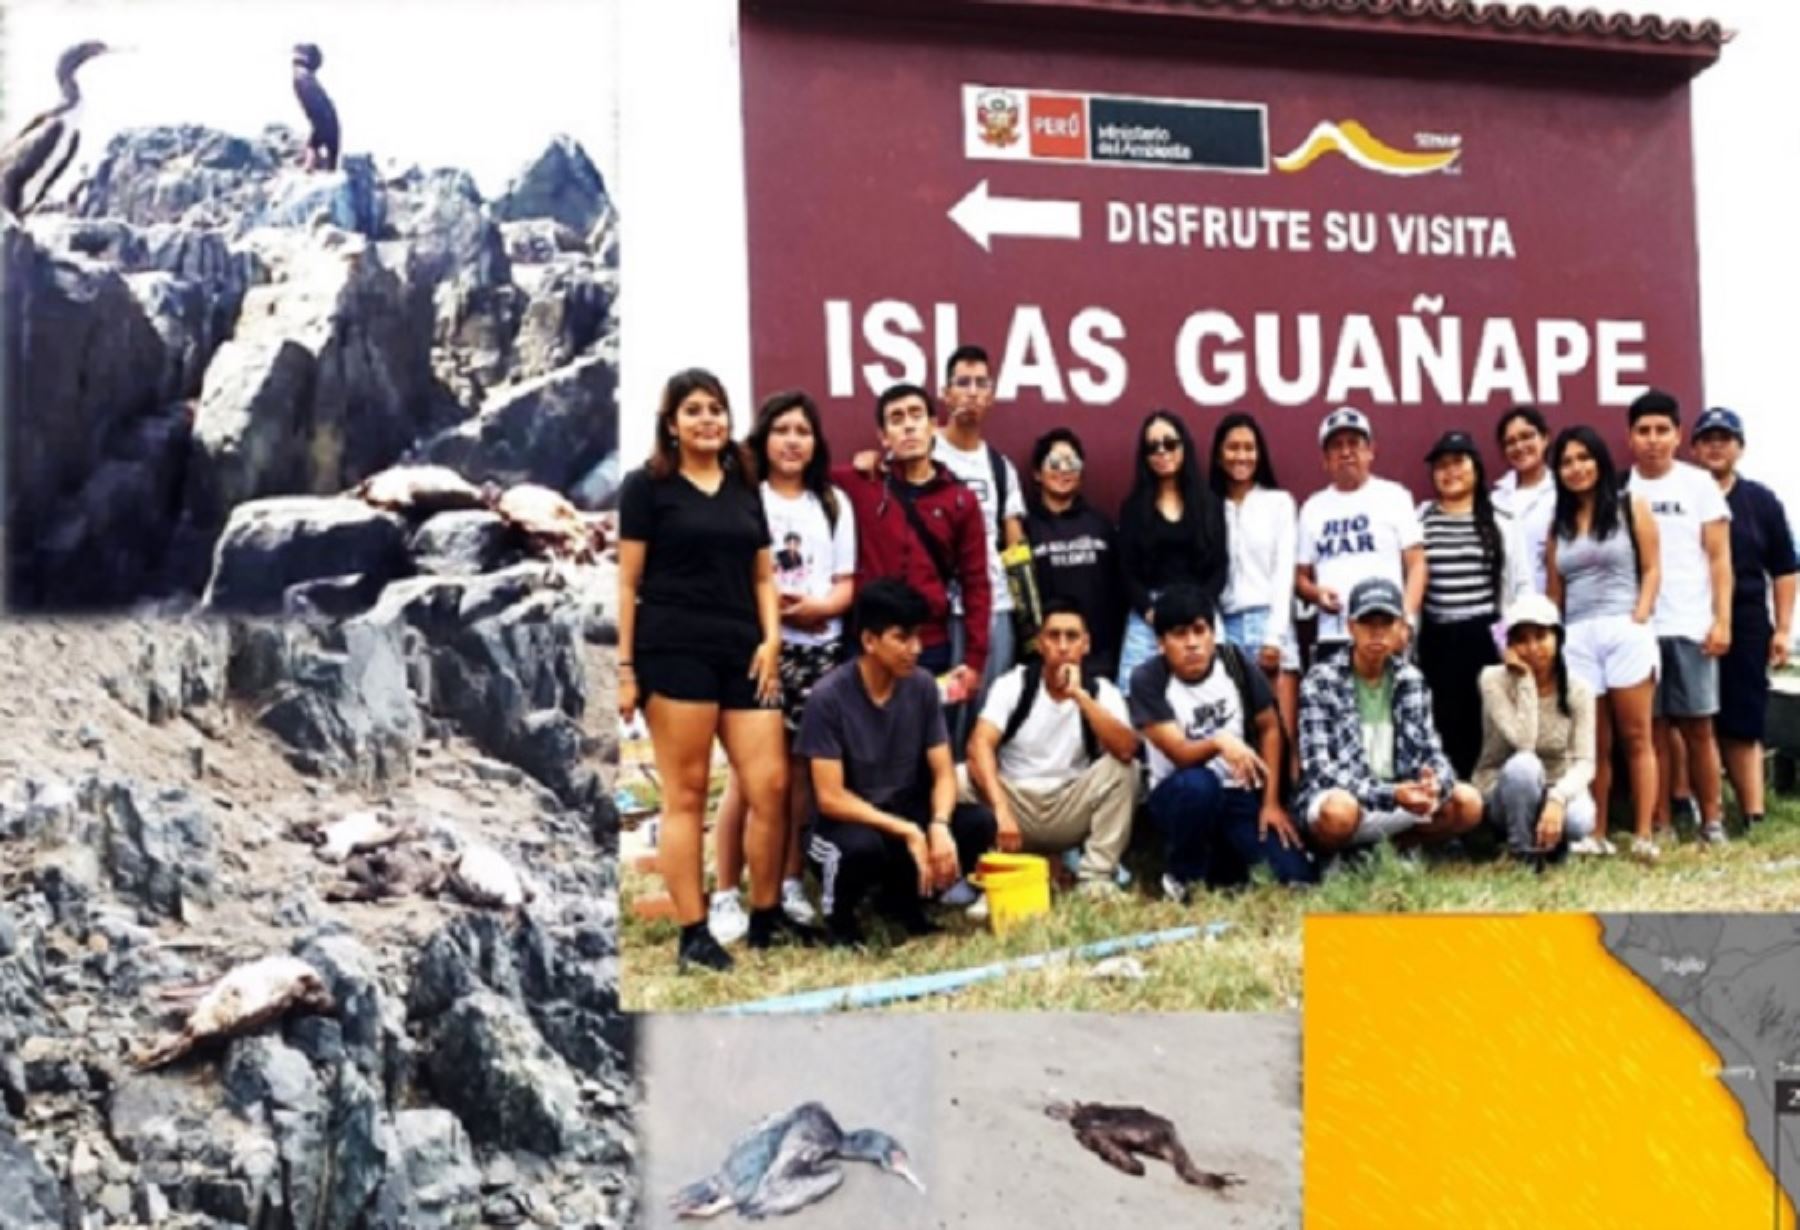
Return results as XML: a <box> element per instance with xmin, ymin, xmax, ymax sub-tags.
<box><xmin>1127</xmin><ymin>585</ymin><xmax>1315</xmax><ymax>900</ymax></box>
<box><xmin>1298</xmin><ymin>577</ymin><xmax>1484</xmax><ymax>851</ymax></box>
<box><xmin>960</xmin><ymin>598</ymin><xmax>1140</xmax><ymax>897</ymax></box>
<box><xmin>798</xmin><ymin>579</ymin><xmax>998</xmax><ymax>945</ymax></box>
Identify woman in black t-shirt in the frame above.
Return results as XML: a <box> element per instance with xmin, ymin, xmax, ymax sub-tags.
<box><xmin>618</xmin><ymin>369</ymin><xmax>815</xmax><ymax>971</ymax></box>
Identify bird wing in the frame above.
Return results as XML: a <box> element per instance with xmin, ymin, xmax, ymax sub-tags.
<box><xmin>26</xmin><ymin>126</ymin><xmax>79</xmax><ymax>213</ymax></box>
<box><xmin>737</xmin><ymin>1165</ymin><xmax>844</xmax><ymax>1220</ymax></box>
<box><xmin>0</xmin><ymin>115</ymin><xmax>65</xmax><ymax>213</ymax></box>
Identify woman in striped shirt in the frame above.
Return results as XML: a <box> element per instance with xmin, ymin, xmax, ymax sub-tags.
<box><xmin>1416</xmin><ymin>430</ymin><xmax>1530</xmax><ymax>778</ymax></box>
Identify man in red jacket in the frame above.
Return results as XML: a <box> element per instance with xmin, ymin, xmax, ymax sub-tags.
<box><xmin>836</xmin><ymin>384</ymin><xmax>991</xmax><ymax>703</ymax></box>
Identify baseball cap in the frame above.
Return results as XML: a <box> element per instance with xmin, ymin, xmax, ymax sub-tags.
<box><xmin>1691</xmin><ymin>407</ymin><xmax>1744</xmax><ymax>442</ymax></box>
<box><xmin>1426</xmin><ymin>430</ymin><xmax>1479</xmax><ymax>462</ymax></box>
<box><xmin>1502</xmin><ymin>592</ymin><xmax>1562</xmax><ymax>636</ymax></box>
<box><xmin>1347</xmin><ymin>576</ymin><xmax>1405</xmax><ymax>622</ymax></box>
<box><xmin>1319</xmin><ymin>406</ymin><xmax>1373</xmax><ymax>447</ymax></box>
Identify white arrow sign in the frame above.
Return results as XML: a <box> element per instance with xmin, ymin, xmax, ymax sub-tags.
<box><xmin>948</xmin><ymin>179</ymin><xmax>1082</xmax><ymax>252</ymax></box>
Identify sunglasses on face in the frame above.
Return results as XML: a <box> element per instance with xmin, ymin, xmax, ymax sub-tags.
<box><xmin>1143</xmin><ymin>436</ymin><xmax>1182</xmax><ymax>456</ymax></box>
<box><xmin>950</xmin><ymin>375</ymin><xmax>992</xmax><ymax>391</ymax></box>
<box><xmin>1044</xmin><ymin>453</ymin><xmax>1083</xmax><ymax>474</ymax></box>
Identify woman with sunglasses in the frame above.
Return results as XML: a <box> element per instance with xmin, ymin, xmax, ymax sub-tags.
<box><xmin>1544</xmin><ymin>425</ymin><xmax>1662</xmax><ymax>860</ymax></box>
<box><xmin>1209</xmin><ymin>412</ymin><xmax>1301</xmax><ymax>749</ymax></box>
<box><xmin>1116</xmin><ymin>411</ymin><xmax>1228</xmax><ymax>697</ymax></box>
<box><xmin>1022</xmin><ymin>427</ymin><xmax>1124</xmax><ymax>679</ymax></box>
<box><xmin>618</xmin><ymin>369</ymin><xmax>817</xmax><ymax>972</ymax></box>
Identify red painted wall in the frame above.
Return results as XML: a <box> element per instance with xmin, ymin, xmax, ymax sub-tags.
<box><xmin>740</xmin><ymin>5</ymin><xmax>1704</xmax><ymax>514</ymax></box>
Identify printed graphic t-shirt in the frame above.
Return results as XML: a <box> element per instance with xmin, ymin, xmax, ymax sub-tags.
<box><xmin>934</xmin><ymin>436</ymin><xmax>1026</xmax><ymax>613</ymax></box>
<box><xmin>1128</xmin><ymin>652</ymin><xmax>1274</xmax><ymax>789</ymax></box>
<box><xmin>1631</xmin><ymin>461</ymin><xmax>1731</xmax><ymax>641</ymax></box>
<box><xmin>1296</xmin><ymin>478</ymin><xmax>1424</xmax><ymax>643</ymax></box>
<box><xmin>763</xmin><ymin>483</ymin><xmax>857</xmax><ymax>647</ymax></box>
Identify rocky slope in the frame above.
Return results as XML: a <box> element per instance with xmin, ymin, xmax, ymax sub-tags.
<box><xmin>0</xmin><ymin>562</ymin><xmax>631</xmax><ymax>1227</ymax></box>
<box><xmin>4</xmin><ymin>124</ymin><xmax>619</xmax><ymax>612</ymax></box>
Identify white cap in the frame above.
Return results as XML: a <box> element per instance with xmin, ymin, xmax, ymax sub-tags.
<box><xmin>1318</xmin><ymin>406</ymin><xmax>1373</xmax><ymax>446</ymax></box>
<box><xmin>1502</xmin><ymin>592</ymin><xmax>1562</xmax><ymax>635</ymax></box>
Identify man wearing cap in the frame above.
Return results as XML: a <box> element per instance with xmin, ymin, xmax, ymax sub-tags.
<box><xmin>1691</xmin><ymin>406</ymin><xmax>1797</xmax><ymax>829</ymax></box>
<box><xmin>1296</xmin><ymin>406</ymin><xmax>1426</xmax><ymax>658</ymax></box>
<box><xmin>1129</xmin><ymin>584</ymin><xmax>1315</xmax><ymax>899</ymax></box>
<box><xmin>1626</xmin><ymin>389</ymin><xmax>1733</xmax><ymax>843</ymax></box>
<box><xmin>1298</xmin><ymin>576</ymin><xmax>1484</xmax><ymax>850</ymax></box>
<box><xmin>1472</xmin><ymin>593</ymin><xmax>1599</xmax><ymax>857</ymax></box>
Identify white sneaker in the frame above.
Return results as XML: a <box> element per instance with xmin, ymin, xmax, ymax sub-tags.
<box><xmin>708</xmin><ymin>889</ymin><xmax>749</xmax><ymax>945</ymax></box>
<box><xmin>1630</xmin><ymin>836</ymin><xmax>1662</xmax><ymax>865</ymax></box>
<box><xmin>779</xmin><ymin>878</ymin><xmax>818</xmax><ymax>925</ymax></box>
<box><xmin>1161</xmin><ymin>873</ymin><xmax>1191</xmax><ymax>904</ymax></box>
<box><xmin>1699</xmin><ymin>820</ymin><xmax>1730</xmax><ymax>846</ymax></box>
<box><xmin>1569</xmin><ymin>836</ymin><xmax>1616</xmax><ymax>857</ymax></box>
<box><xmin>965</xmin><ymin>894</ymin><xmax>990</xmax><ymax>922</ymax></box>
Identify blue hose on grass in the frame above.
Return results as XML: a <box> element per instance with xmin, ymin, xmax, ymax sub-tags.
<box><xmin>709</xmin><ymin>922</ymin><xmax>1231</xmax><ymax>1015</ymax></box>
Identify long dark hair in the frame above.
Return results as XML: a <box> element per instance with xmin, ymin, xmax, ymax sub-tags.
<box><xmin>1550</xmin><ymin>425</ymin><xmax>1624</xmax><ymax>542</ymax></box>
<box><xmin>1509</xmin><ymin>621</ymin><xmax>1573</xmax><ymax>718</ymax></box>
<box><xmin>647</xmin><ymin>367</ymin><xmax>755</xmax><ymax>485</ymax></box>
<box><xmin>1429</xmin><ymin>447</ymin><xmax>1506</xmax><ymax>603</ymax></box>
<box><xmin>747</xmin><ymin>389</ymin><xmax>839</xmax><ymax>527</ymax></box>
<box><xmin>1207</xmin><ymin>412</ymin><xmax>1280</xmax><ymax>498</ymax></box>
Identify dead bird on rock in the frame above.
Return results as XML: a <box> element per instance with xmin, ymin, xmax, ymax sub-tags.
<box><xmin>293</xmin><ymin>809</ymin><xmax>413</xmax><ymax>863</ymax></box>
<box><xmin>490</xmin><ymin>483</ymin><xmax>604</xmax><ymax>564</ymax></box>
<box><xmin>446</xmin><ymin>841</ymin><xmax>532</xmax><ymax>910</ymax></box>
<box><xmin>133</xmin><ymin>956</ymin><xmax>334</xmax><ymax>1070</ymax></box>
<box><xmin>324</xmin><ymin>843</ymin><xmax>448</xmax><ymax>903</ymax></box>
<box><xmin>352</xmin><ymin>465</ymin><xmax>488</xmax><ymax>516</ymax></box>
<box><xmin>672</xmin><ymin>1101</ymin><xmax>923</xmax><ymax>1220</ymax></box>
<box><xmin>1045</xmin><ymin>1101</ymin><xmax>1242</xmax><ymax>1191</ymax></box>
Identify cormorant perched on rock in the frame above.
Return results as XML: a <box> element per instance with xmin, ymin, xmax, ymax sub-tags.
<box><xmin>0</xmin><ymin>40</ymin><xmax>110</xmax><ymax>216</ymax></box>
<box><xmin>1045</xmin><ymin>1101</ymin><xmax>1244</xmax><ymax>1191</ymax></box>
<box><xmin>671</xmin><ymin>1101</ymin><xmax>924</xmax><ymax>1219</ymax></box>
<box><xmin>291</xmin><ymin>42</ymin><xmax>339</xmax><ymax>172</ymax></box>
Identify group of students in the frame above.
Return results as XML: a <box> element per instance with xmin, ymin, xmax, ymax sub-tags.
<box><xmin>618</xmin><ymin>350</ymin><xmax>1798</xmax><ymax>971</ymax></box>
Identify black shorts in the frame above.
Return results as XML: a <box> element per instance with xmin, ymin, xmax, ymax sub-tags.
<box><xmin>637</xmin><ymin>646</ymin><xmax>775</xmax><ymax>711</ymax></box>
<box><xmin>1717</xmin><ymin>619</ymin><xmax>1772</xmax><ymax>742</ymax></box>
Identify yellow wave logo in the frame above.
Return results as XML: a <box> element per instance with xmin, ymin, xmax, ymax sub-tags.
<box><xmin>1275</xmin><ymin>120</ymin><xmax>1461</xmax><ymax>176</ymax></box>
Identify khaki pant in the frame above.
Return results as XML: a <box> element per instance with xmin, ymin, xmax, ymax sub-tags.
<box><xmin>955</xmin><ymin>755</ymin><xmax>1137</xmax><ymax>881</ymax></box>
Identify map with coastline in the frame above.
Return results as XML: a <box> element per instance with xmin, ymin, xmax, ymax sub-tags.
<box><xmin>1305</xmin><ymin>914</ymin><xmax>1800</xmax><ymax>1228</ymax></box>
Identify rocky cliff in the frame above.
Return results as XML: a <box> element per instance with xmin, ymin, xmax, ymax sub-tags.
<box><xmin>0</xmin><ymin>574</ymin><xmax>630</xmax><ymax>1226</ymax></box>
<box><xmin>4</xmin><ymin>125</ymin><xmax>619</xmax><ymax>612</ymax></box>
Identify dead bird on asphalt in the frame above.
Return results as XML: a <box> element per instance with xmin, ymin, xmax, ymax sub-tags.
<box><xmin>1045</xmin><ymin>1101</ymin><xmax>1242</xmax><ymax>1191</ymax></box>
<box><xmin>133</xmin><ymin>956</ymin><xmax>334</xmax><ymax>1070</ymax></box>
<box><xmin>671</xmin><ymin>1101</ymin><xmax>924</xmax><ymax>1220</ymax></box>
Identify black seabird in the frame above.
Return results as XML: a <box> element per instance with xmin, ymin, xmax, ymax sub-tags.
<box><xmin>291</xmin><ymin>43</ymin><xmax>339</xmax><ymax>171</ymax></box>
<box><xmin>670</xmin><ymin>1101</ymin><xmax>924</xmax><ymax>1219</ymax></box>
<box><xmin>0</xmin><ymin>40</ymin><xmax>110</xmax><ymax>215</ymax></box>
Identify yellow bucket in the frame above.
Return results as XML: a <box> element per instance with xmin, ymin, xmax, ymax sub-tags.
<box><xmin>970</xmin><ymin>853</ymin><xmax>1051</xmax><ymax>935</ymax></box>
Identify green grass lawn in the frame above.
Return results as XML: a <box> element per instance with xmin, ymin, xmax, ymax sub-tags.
<box><xmin>619</xmin><ymin>760</ymin><xmax>1800</xmax><ymax>1013</ymax></box>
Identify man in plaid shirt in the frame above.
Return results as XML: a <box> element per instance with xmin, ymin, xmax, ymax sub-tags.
<box><xmin>1299</xmin><ymin>577</ymin><xmax>1484</xmax><ymax>849</ymax></box>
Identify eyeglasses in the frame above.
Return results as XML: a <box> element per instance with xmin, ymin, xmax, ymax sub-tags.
<box><xmin>1143</xmin><ymin>436</ymin><xmax>1183</xmax><ymax>456</ymax></box>
<box><xmin>950</xmin><ymin>375</ymin><xmax>992</xmax><ymax>391</ymax></box>
<box><xmin>1044</xmin><ymin>453</ymin><xmax>1084</xmax><ymax>474</ymax></box>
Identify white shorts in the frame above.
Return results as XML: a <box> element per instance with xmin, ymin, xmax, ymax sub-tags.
<box><xmin>1564</xmin><ymin>615</ymin><xmax>1659</xmax><ymax>695</ymax></box>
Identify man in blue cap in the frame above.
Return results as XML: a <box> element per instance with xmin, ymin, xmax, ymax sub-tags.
<box><xmin>1297</xmin><ymin>575</ymin><xmax>1484</xmax><ymax>850</ymax></box>
<box><xmin>1691</xmin><ymin>406</ymin><xmax>1798</xmax><ymax>828</ymax></box>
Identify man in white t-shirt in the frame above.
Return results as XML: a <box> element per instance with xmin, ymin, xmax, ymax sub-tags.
<box><xmin>961</xmin><ymin>598</ymin><xmax>1139</xmax><ymax>895</ymax></box>
<box><xmin>1491</xmin><ymin>404</ymin><xmax>1555</xmax><ymax>593</ymax></box>
<box><xmin>1295</xmin><ymin>406</ymin><xmax>1427</xmax><ymax>651</ymax></box>
<box><xmin>935</xmin><ymin>343</ymin><xmax>1026</xmax><ymax>695</ymax></box>
<box><xmin>1126</xmin><ymin>585</ymin><xmax>1314</xmax><ymax>901</ymax></box>
<box><xmin>1627</xmin><ymin>389</ymin><xmax>1734</xmax><ymax>843</ymax></box>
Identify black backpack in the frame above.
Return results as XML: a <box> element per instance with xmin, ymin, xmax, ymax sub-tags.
<box><xmin>998</xmin><ymin>662</ymin><xmax>1101</xmax><ymax>764</ymax></box>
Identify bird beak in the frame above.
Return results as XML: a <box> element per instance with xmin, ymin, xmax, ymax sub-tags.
<box><xmin>894</xmin><ymin>1162</ymin><xmax>926</xmax><ymax>1194</ymax></box>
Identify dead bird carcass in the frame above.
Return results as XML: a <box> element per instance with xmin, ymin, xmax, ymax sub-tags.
<box><xmin>1045</xmin><ymin>1101</ymin><xmax>1242</xmax><ymax>1191</ymax></box>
